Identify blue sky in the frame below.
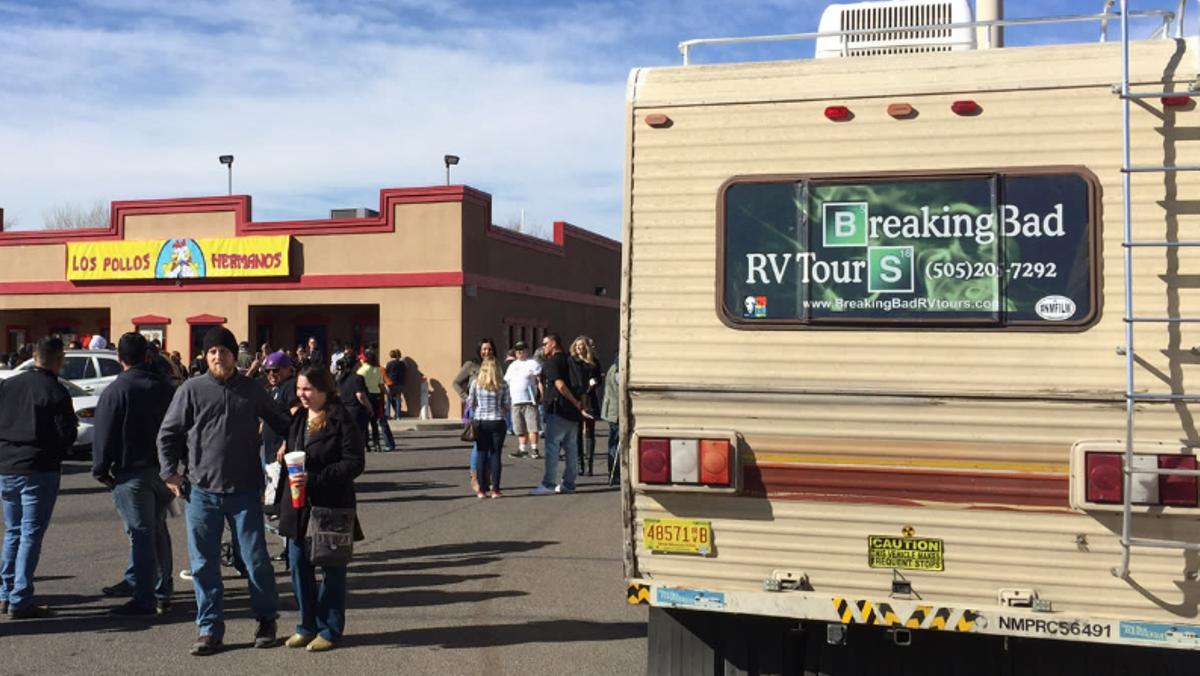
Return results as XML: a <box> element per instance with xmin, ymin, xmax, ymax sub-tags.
<box><xmin>0</xmin><ymin>0</ymin><xmax>1192</xmax><ymax>239</ymax></box>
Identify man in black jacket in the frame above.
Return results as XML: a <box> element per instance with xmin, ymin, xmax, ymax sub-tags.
<box><xmin>0</xmin><ymin>337</ymin><xmax>77</xmax><ymax>619</ymax></box>
<box><xmin>93</xmin><ymin>333</ymin><xmax>176</xmax><ymax>616</ymax></box>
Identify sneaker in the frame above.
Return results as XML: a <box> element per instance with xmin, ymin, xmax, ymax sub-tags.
<box><xmin>254</xmin><ymin>618</ymin><xmax>278</xmax><ymax>648</ymax></box>
<box><xmin>109</xmin><ymin>601</ymin><xmax>157</xmax><ymax>617</ymax></box>
<box><xmin>9</xmin><ymin>604</ymin><xmax>53</xmax><ymax>620</ymax></box>
<box><xmin>476</xmin><ymin>491</ymin><xmax>486</xmax><ymax>499</ymax></box>
<box><xmin>528</xmin><ymin>484</ymin><xmax>555</xmax><ymax>496</ymax></box>
<box><xmin>530</xmin><ymin>452</ymin><xmax>542</xmax><ymax>460</ymax></box>
<box><xmin>307</xmin><ymin>636</ymin><xmax>336</xmax><ymax>652</ymax></box>
<box><xmin>489</xmin><ymin>490</ymin><xmax>502</xmax><ymax>499</ymax></box>
<box><xmin>285</xmin><ymin>632</ymin><xmax>315</xmax><ymax>648</ymax></box>
<box><xmin>190</xmin><ymin>634</ymin><xmax>223</xmax><ymax>656</ymax></box>
<box><xmin>508</xmin><ymin>451</ymin><xmax>527</xmax><ymax>459</ymax></box>
<box><xmin>271</xmin><ymin>550</ymin><xmax>288</xmax><ymax>562</ymax></box>
<box><xmin>102</xmin><ymin>581</ymin><xmax>135</xmax><ymax>597</ymax></box>
<box><xmin>156</xmin><ymin>599</ymin><xmax>173</xmax><ymax>615</ymax></box>
<box><xmin>555</xmin><ymin>484</ymin><xmax>575</xmax><ymax>494</ymax></box>
<box><xmin>178</xmin><ymin>569</ymin><xmax>193</xmax><ymax>581</ymax></box>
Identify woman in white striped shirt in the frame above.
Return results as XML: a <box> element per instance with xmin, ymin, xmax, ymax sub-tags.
<box><xmin>467</xmin><ymin>359</ymin><xmax>511</xmax><ymax>498</ymax></box>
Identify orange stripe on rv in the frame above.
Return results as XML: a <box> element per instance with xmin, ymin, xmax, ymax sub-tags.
<box><xmin>745</xmin><ymin>463</ymin><xmax>1069</xmax><ymax>508</ymax></box>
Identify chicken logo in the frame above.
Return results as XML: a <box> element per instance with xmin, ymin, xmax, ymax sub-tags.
<box><xmin>155</xmin><ymin>239</ymin><xmax>207</xmax><ymax>279</ymax></box>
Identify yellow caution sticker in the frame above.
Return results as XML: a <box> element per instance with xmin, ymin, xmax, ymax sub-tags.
<box><xmin>627</xmin><ymin>583</ymin><xmax>650</xmax><ymax>605</ymax></box>
<box><xmin>867</xmin><ymin>535</ymin><xmax>944</xmax><ymax>572</ymax></box>
<box><xmin>833</xmin><ymin>598</ymin><xmax>978</xmax><ymax>632</ymax></box>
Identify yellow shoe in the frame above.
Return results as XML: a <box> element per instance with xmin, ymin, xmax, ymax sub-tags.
<box><xmin>307</xmin><ymin>636</ymin><xmax>336</xmax><ymax>652</ymax></box>
<box><xmin>285</xmin><ymin>633</ymin><xmax>314</xmax><ymax>648</ymax></box>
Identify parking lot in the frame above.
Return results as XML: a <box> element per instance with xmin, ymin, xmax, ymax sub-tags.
<box><xmin>0</xmin><ymin>427</ymin><xmax>645</xmax><ymax>675</ymax></box>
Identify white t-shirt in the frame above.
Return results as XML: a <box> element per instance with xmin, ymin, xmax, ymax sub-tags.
<box><xmin>504</xmin><ymin>358</ymin><xmax>542</xmax><ymax>404</ymax></box>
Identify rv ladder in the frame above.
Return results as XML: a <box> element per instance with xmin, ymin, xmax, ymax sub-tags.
<box><xmin>1113</xmin><ymin>0</ymin><xmax>1200</xmax><ymax>579</ymax></box>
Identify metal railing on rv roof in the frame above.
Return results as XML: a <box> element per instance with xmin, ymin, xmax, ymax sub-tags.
<box><xmin>677</xmin><ymin>2</ymin><xmax>1186</xmax><ymax>65</ymax></box>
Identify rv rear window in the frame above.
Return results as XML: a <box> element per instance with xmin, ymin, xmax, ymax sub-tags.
<box><xmin>720</xmin><ymin>171</ymin><xmax>1098</xmax><ymax>329</ymax></box>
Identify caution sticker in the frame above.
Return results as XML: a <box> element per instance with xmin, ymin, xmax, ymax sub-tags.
<box><xmin>867</xmin><ymin>535</ymin><xmax>944</xmax><ymax>572</ymax></box>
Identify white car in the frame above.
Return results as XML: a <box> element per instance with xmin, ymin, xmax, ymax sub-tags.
<box><xmin>0</xmin><ymin>350</ymin><xmax>122</xmax><ymax>396</ymax></box>
<box><xmin>61</xmin><ymin>379</ymin><xmax>99</xmax><ymax>454</ymax></box>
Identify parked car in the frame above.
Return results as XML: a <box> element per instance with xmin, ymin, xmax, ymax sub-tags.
<box><xmin>61</xmin><ymin>379</ymin><xmax>99</xmax><ymax>455</ymax></box>
<box><xmin>0</xmin><ymin>350</ymin><xmax>122</xmax><ymax>396</ymax></box>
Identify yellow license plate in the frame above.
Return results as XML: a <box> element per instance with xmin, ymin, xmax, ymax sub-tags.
<box><xmin>643</xmin><ymin>518</ymin><xmax>713</xmax><ymax>555</ymax></box>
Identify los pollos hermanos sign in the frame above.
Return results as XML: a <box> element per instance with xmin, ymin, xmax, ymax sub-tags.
<box><xmin>67</xmin><ymin>236</ymin><xmax>291</xmax><ymax>281</ymax></box>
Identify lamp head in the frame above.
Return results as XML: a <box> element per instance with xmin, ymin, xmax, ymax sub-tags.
<box><xmin>218</xmin><ymin>155</ymin><xmax>234</xmax><ymax>166</ymax></box>
<box><xmin>443</xmin><ymin>154</ymin><xmax>460</xmax><ymax>167</ymax></box>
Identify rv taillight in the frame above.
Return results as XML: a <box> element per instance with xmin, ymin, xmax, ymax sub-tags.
<box><xmin>951</xmin><ymin>100</ymin><xmax>980</xmax><ymax>115</ymax></box>
<box><xmin>1086</xmin><ymin>452</ymin><xmax>1123</xmax><ymax>504</ymax></box>
<box><xmin>699</xmin><ymin>440</ymin><xmax>731</xmax><ymax>485</ymax></box>
<box><xmin>639</xmin><ymin>438</ymin><xmax>671</xmax><ymax>484</ymax></box>
<box><xmin>886</xmin><ymin>103</ymin><xmax>914</xmax><ymax>119</ymax></box>
<box><xmin>670</xmin><ymin>439</ymin><xmax>699</xmax><ymax>483</ymax></box>
<box><xmin>1162</xmin><ymin>95</ymin><xmax>1191</xmax><ymax>108</ymax></box>
<box><xmin>1159</xmin><ymin>455</ymin><xmax>1198</xmax><ymax>507</ymax></box>
<box><xmin>824</xmin><ymin>105</ymin><xmax>852</xmax><ymax>121</ymax></box>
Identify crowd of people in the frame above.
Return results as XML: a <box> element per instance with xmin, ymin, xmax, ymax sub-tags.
<box><xmin>0</xmin><ymin>325</ymin><xmax>617</xmax><ymax>655</ymax></box>
<box><xmin>453</xmin><ymin>332</ymin><xmax>620</xmax><ymax>500</ymax></box>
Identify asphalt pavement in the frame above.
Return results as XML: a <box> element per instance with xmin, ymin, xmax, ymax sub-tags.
<box><xmin>0</xmin><ymin>427</ymin><xmax>646</xmax><ymax>675</ymax></box>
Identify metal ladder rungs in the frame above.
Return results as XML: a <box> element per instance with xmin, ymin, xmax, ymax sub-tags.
<box><xmin>1123</xmin><ymin>165</ymin><xmax>1200</xmax><ymax>173</ymax></box>
<box><xmin>1120</xmin><ymin>91</ymin><xmax>1197</xmax><ymax>100</ymax></box>
<box><xmin>1127</xmin><ymin>393</ymin><xmax>1200</xmax><ymax>402</ymax></box>
<box><xmin>1124</xmin><ymin>538</ymin><xmax>1200</xmax><ymax>553</ymax></box>
<box><xmin>1124</xmin><ymin>241</ymin><xmax>1200</xmax><ymax>248</ymax></box>
<box><xmin>1124</xmin><ymin>317</ymin><xmax>1200</xmax><ymax>323</ymax></box>
<box><xmin>1124</xmin><ymin>466</ymin><xmax>1200</xmax><ymax>477</ymax></box>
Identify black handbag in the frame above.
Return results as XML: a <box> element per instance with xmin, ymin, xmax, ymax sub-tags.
<box><xmin>305</xmin><ymin>506</ymin><xmax>356</xmax><ymax>566</ymax></box>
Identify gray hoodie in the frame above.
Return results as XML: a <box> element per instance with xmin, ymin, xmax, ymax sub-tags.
<box><xmin>158</xmin><ymin>371</ymin><xmax>290</xmax><ymax>494</ymax></box>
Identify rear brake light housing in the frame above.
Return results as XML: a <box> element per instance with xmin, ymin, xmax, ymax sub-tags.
<box><xmin>1070</xmin><ymin>441</ymin><xmax>1200</xmax><ymax>513</ymax></box>
<box><xmin>632</xmin><ymin>429</ymin><xmax>740</xmax><ymax>494</ymax></box>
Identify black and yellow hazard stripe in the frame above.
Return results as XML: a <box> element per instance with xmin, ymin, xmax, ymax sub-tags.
<box><xmin>830</xmin><ymin>598</ymin><xmax>976</xmax><ymax>632</ymax></box>
<box><xmin>627</xmin><ymin>583</ymin><xmax>650</xmax><ymax>605</ymax></box>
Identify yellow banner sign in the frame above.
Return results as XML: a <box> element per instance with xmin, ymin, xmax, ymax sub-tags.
<box><xmin>67</xmin><ymin>236</ymin><xmax>291</xmax><ymax>281</ymax></box>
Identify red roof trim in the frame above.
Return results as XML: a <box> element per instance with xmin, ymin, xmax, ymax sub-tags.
<box><xmin>131</xmin><ymin>314</ymin><xmax>171</xmax><ymax>325</ymax></box>
<box><xmin>484</xmin><ymin>224</ymin><xmax>565</xmax><ymax>257</ymax></box>
<box><xmin>0</xmin><ymin>271</ymin><xmax>465</xmax><ymax>296</ymax></box>
<box><xmin>0</xmin><ymin>185</ymin><xmax>493</xmax><ymax>245</ymax></box>
<box><xmin>555</xmin><ymin>221</ymin><xmax>622</xmax><ymax>252</ymax></box>
<box><xmin>187</xmin><ymin>314</ymin><xmax>227</xmax><ymax>325</ymax></box>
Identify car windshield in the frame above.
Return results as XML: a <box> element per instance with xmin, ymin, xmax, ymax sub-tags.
<box><xmin>59</xmin><ymin>379</ymin><xmax>87</xmax><ymax>397</ymax></box>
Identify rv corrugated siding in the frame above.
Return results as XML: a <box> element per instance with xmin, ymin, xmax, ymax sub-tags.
<box><xmin>626</xmin><ymin>39</ymin><xmax>1200</xmax><ymax>621</ymax></box>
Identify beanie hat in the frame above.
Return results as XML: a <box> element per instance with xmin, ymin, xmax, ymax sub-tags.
<box><xmin>202</xmin><ymin>326</ymin><xmax>238</xmax><ymax>355</ymax></box>
<box><xmin>262</xmin><ymin>350</ymin><xmax>292</xmax><ymax>370</ymax></box>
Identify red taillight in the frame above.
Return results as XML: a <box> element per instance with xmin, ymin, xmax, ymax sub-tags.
<box><xmin>638</xmin><ymin>438</ymin><xmax>670</xmax><ymax>484</ymax></box>
<box><xmin>951</xmin><ymin>100</ymin><xmax>980</xmax><ymax>115</ymax></box>
<box><xmin>699</xmin><ymin>440</ymin><xmax>731</xmax><ymax>485</ymax></box>
<box><xmin>1086</xmin><ymin>452</ymin><xmax>1123</xmax><ymax>504</ymax></box>
<box><xmin>824</xmin><ymin>105</ymin><xmax>852</xmax><ymax>121</ymax></box>
<box><xmin>1162</xmin><ymin>95</ymin><xmax>1191</xmax><ymax>108</ymax></box>
<box><xmin>886</xmin><ymin>102</ymin><xmax>914</xmax><ymax>118</ymax></box>
<box><xmin>1159</xmin><ymin>455</ymin><xmax>1198</xmax><ymax>507</ymax></box>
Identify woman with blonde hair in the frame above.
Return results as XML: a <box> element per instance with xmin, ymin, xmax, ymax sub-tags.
<box><xmin>466</xmin><ymin>357</ymin><xmax>511</xmax><ymax>498</ymax></box>
<box><xmin>570</xmin><ymin>335</ymin><xmax>603</xmax><ymax>476</ymax></box>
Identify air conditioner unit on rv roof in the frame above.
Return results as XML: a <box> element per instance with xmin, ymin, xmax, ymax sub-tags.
<box><xmin>815</xmin><ymin>0</ymin><xmax>976</xmax><ymax>59</ymax></box>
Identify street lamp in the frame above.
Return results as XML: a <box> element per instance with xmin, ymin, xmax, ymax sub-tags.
<box><xmin>218</xmin><ymin>155</ymin><xmax>234</xmax><ymax>195</ymax></box>
<box><xmin>444</xmin><ymin>154</ymin><xmax>459</xmax><ymax>186</ymax></box>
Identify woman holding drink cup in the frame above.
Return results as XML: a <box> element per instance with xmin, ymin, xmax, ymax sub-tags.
<box><xmin>275</xmin><ymin>365</ymin><xmax>364</xmax><ymax>652</ymax></box>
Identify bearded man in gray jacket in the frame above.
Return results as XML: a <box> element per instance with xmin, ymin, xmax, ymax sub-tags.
<box><xmin>158</xmin><ymin>327</ymin><xmax>291</xmax><ymax>656</ymax></box>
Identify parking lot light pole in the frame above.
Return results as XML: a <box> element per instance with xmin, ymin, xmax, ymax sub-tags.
<box><xmin>219</xmin><ymin>155</ymin><xmax>234</xmax><ymax>195</ymax></box>
<box><xmin>444</xmin><ymin>154</ymin><xmax>459</xmax><ymax>186</ymax></box>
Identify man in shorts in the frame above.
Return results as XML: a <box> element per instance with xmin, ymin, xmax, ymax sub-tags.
<box><xmin>504</xmin><ymin>341</ymin><xmax>542</xmax><ymax>459</ymax></box>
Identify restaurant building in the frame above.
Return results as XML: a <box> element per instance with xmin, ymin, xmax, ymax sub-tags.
<box><xmin>0</xmin><ymin>185</ymin><xmax>621</xmax><ymax>417</ymax></box>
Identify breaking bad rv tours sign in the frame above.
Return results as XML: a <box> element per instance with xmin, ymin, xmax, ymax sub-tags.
<box><xmin>722</xmin><ymin>173</ymin><xmax>1097</xmax><ymax>328</ymax></box>
<box><xmin>67</xmin><ymin>236</ymin><xmax>291</xmax><ymax>282</ymax></box>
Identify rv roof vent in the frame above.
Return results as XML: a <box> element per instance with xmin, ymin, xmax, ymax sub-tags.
<box><xmin>815</xmin><ymin>0</ymin><xmax>976</xmax><ymax>59</ymax></box>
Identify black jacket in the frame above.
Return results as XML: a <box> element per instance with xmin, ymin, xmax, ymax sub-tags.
<box><xmin>0</xmin><ymin>368</ymin><xmax>78</xmax><ymax>474</ymax></box>
<box><xmin>277</xmin><ymin>403</ymin><xmax>365</xmax><ymax>540</ymax></box>
<box><xmin>92</xmin><ymin>363</ymin><xmax>175</xmax><ymax>480</ymax></box>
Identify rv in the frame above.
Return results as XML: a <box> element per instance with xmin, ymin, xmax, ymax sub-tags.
<box><xmin>620</xmin><ymin>0</ymin><xmax>1200</xmax><ymax>672</ymax></box>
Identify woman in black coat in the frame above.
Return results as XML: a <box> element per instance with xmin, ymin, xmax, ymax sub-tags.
<box><xmin>276</xmin><ymin>364</ymin><xmax>365</xmax><ymax>652</ymax></box>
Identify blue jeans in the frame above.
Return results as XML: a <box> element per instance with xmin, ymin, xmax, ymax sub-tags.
<box><xmin>541</xmin><ymin>413</ymin><xmax>579</xmax><ymax>491</ymax></box>
<box><xmin>287</xmin><ymin>537</ymin><xmax>348</xmax><ymax>641</ymax></box>
<box><xmin>608</xmin><ymin>422</ymin><xmax>620</xmax><ymax>483</ymax></box>
<box><xmin>0</xmin><ymin>472</ymin><xmax>60</xmax><ymax>610</ymax></box>
<box><xmin>387</xmin><ymin>387</ymin><xmax>403</xmax><ymax>419</ymax></box>
<box><xmin>185</xmin><ymin>487</ymin><xmax>279</xmax><ymax>639</ymax></box>
<box><xmin>112</xmin><ymin>467</ymin><xmax>173</xmax><ymax>608</ymax></box>
<box><xmin>475</xmin><ymin>419</ymin><xmax>506</xmax><ymax>492</ymax></box>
